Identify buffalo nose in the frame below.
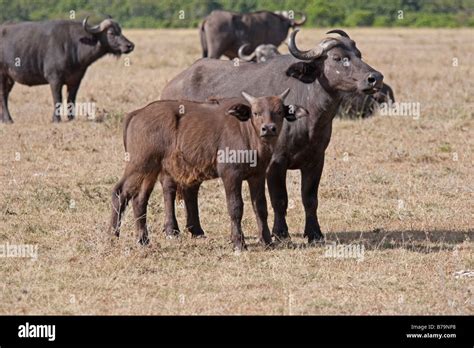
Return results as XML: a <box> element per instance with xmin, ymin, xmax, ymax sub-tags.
<box><xmin>261</xmin><ymin>124</ymin><xmax>277</xmax><ymax>136</ymax></box>
<box><xmin>367</xmin><ymin>72</ymin><xmax>383</xmax><ymax>87</ymax></box>
<box><xmin>126</xmin><ymin>43</ymin><xmax>134</xmax><ymax>52</ymax></box>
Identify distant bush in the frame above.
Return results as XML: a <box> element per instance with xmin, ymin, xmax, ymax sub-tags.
<box><xmin>344</xmin><ymin>10</ymin><xmax>375</xmax><ymax>27</ymax></box>
<box><xmin>0</xmin><ymin>0</ymin><xmax>473</xmax><ymax>28</ymax></box>
<box><xmin>373</xmin><ymin>16</ymin><xmax>392</xmax><ymax>27</ymax></box>
<box><xmin>412</xmin><ymin>13</ymin><xmax>460</xmax><ymax>28</ymax></box>
<box><xmin>305</xmin><ymin>0</ymin><xmax>345</xmax><ymax>27</ymax></box>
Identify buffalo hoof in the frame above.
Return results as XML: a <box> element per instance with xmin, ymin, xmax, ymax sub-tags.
<box><xmin>259</xmin><ymin>232</ymin><xmax>273</xmax><ymax>248</ymax></box>
<box><xmin>259</xmin><ymin>239</ymin><xmax>275</xmax><ymax>250</ymax></box>
<box><xmin>138</xmin><ymin>236</ymin><xmax>150</xmax><ymax>246</ymax></box>
<box><xmin>52</xmin><ymin>117</ymin><xmax>61</xmax><ymax>123</ymax></box>
<box><xmin>233</xmin><ymin>243</ymin><xmax>247</xmax><ymax>253</ymax></box>
<box><xmin>110</xmin><ymin>229</ymin><xmax>120</xmax><ymax>238</ymax></box>
<box><xmin>164</xmin><ymin>228</ymin><xmax>180</xmax><ymax>239</ymax></box>
<box><xmin>307</xmin><ymin>233</ymin><xmax>325</xmax><ymax>245</ymax></box>
<box><xmin>187</xmin><ymin>226</ymin><xmax>206</xmax><ymax>238</ymax></box>
<box><xmin>272</xmin><ymin>226</ymin><xmax>291</xmax><ymax>242</ymax></box>
<box><xmin>1</xmin><ymin>118</ymin><xmax>13</xmax><ymax>124</ymax></box>
<box><xmin>272</xmin><ymin>232</ymin><xmax>291</xmax><ymax>243</ymax></box>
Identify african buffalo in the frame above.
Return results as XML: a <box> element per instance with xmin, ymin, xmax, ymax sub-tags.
<box><xmin>109</xmin><ymin>91</ymin><xmax>308</xmax><ymax>250</ymax></box>
<box><xmin>199</xmin><ymin>10</ymin><xmax>306</xmax><ymax>59</ymax></box>
<box><xmin>338</xmin><ymin>83</ymin><xmax>395</xmax><ymax>118</ymax></box>
<box><xmin>238</xmin><ymin>43</ymin><xmax>281</xmax><ymax>63</ymax></box>
<box><xmin>0</xmin><ymin>17</ymin><xmax>134</xmax><ymax>123</ymax></box>
<box><xmin>161</xmin><ymin>29</ymin><xmax>383</xmax><ymax>243</ymax></box>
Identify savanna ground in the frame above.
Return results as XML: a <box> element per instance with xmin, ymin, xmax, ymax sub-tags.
<box><xmin>0</xmin><ymin>28</ymin><xmax>472</xmax><ymax>315</ymax></box>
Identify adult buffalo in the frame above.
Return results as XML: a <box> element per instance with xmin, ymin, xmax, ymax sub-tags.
<box><xmin>161</xmin><ymin>29</ymin><xmax>384</xmax><ymax>243</ymax></box>
<box><xmin>0</xmin><ymin>17</ymin><xmax>134</xmax><ymax>123</ymax></box>
<box><xmin>238</xmin><ymin>43</ymin><xmax>281</xmax><ymax>63</ymax></box>
<box><xmin>199</xmin><ymin>10</ymin><xmax>306</xmax><ymax>59</ymax></box>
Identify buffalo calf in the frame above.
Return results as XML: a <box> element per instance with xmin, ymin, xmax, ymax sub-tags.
<box><xmin>109</xmin><ymin>91</ymin><xmax>308</xmax><ymax>250</ymax></box>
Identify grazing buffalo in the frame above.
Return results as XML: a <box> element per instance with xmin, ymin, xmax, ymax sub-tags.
<box><xmin>238</xmin><ymin>43</ymin><xmax>281</xmax><ymax>63</ymax></box>
<box><xmin>199</xmin><ymin>10</ymin><xmax>306</xmax><ymax>59</ymax></box>
<box><xmin>0</xmin><ymin>17</ymin><xmax>134</xmax><ymax>123</ymax></box>
<box><xmin>109</xmin><ymin>91</ymin><xmax>308</xmax><ymax>250</ymax></box>
<box><xmin>162</xmin><ymin>29</ymin><xmax>384</xmax><ymax>243</ymax></box>
<box><xmin>338</xmin><ymin>83</ymin><xmax>395</xmax><ymax>118</ymax></box>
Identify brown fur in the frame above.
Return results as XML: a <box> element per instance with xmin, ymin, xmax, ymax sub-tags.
<box><xmin>109</xmin><ymin>94</ymin><xmax>307</xmax><ymax>250</ymax></box>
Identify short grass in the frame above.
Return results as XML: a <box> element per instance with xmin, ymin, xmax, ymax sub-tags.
<box><xmin>0</xmin><ymin>28</ymin><xmax>472</xmax><ymax>314</ymax></box>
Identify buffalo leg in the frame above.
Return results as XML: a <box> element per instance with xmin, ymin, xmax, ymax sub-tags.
<box><xmin>222</xmin><ymin>175</ymin><xmax>246</xmax><ymax>251</ymax></box>
<box><xmin>48</xmin><ymin>77</ymin><xmax>63</xmax><ymax>122</ymax></box>
<box><xmin>267</xmin><ymin>160</ymin><xmax>290</xmax><ymax>241</ymax></box>
<box><xmin>132</xmin><ymin>172</ymin><xmax>158</xmax><ymax>245</ymax></box>
<box><xmin>0</xmin><ymin>75</ymin><xmax>14</xmax><ymax>123</ymax></box>
<box><xmin>110</xmin><ymin>178</ymin><xmax>128</xmax><ymax>238</ymax></box>
<box><xmin>160</xmin><ymin>174</ymin><xmax>180</xmax><ymax>238</ymax></box>
<box><xmin>66</xmin><ymin>80</ymin><xmax>81</xmax><ymax>121</ymax></box>
<box><xmin>248</xmin><ymin>176</ymin><xmax>272</xmax><ymax>246</ymax></box>
<box><xmin>207</xmin><ymin>39</ymin><xmax>229</xmax><ymax>59</ymax></box>
<box><xmin>301</xmin><ymin>161</ymin><xmax>325</xmax><ymax>243</ymax></box>
<box><xmin>109</xmin><ymin>171</ymin><xmax>142</xmax><ymax>238</ymax></box>
<box><xmin>182</xmin><ymin>184</ymin><xmax>206</xmax><ymax>237</ymax></box>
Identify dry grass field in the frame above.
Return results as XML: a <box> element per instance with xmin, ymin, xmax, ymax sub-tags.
<box><xmin>0</xmin><ymin>28</ymin><xmax>472</xmax><ymax>315</ymax></box>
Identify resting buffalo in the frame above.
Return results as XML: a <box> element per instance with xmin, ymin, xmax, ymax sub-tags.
<box><xmin>162</xmin><ymin>29</ymin><xmax>384</xmax><ymax>243</ymax></box>
<box><xmin>238</xmin><ymin>43</ymin><xmax>281</xmax><ymax>63</ymax></box>
<box><xmin>199</xmin><ymin>10</ymin><xmax>306</xmax><ymax>59</ymax></box>
<box><xmin>0</xmin><ymin>17</ymin><xmax>134</xmax><ymax>123</ymax></box>
<box><xmin>110</xmin><ymin>91</ymin><xmax>307</xmax><ymax>250</ymax></box>
<box><xmin>338</xmin><ymin>83</ymin><xmax>395</xmax><ymax>118</ymax></box>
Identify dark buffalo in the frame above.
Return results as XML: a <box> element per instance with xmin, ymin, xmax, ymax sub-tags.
<box><xmin>110</xmin><ymin>91</ymin><xmax>307</xmax><ymax>250</ymax></box>
<box><xmin>199</xmin><ymin>10</ymin><xmax>306</xmax><ymax>59</ymax></box>
<box><xmin>162</xmin><ymin>29</ymin><xmax>384</xmax><ymax>243</ymax></box>
<box><xmin>0</xmin><ymin>17</ymin><xmax>134</xmax><ymax>123</ymax></box>
<box><xmin>338</xmin><ymin>83</ymin><xmax>395</xmax><ymax>118</ymax></box>
<box><xmin>238</xmin><ymin>43</ymin><xmax>281</xmax><ymax>63</ymax></box>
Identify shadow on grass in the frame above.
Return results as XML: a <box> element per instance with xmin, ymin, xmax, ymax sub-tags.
<box><xmin>267</xmin><ymin>229</ymin><xmax>473</xmax><ymax>253</ymax></box>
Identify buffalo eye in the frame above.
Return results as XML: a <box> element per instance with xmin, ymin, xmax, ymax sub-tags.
<box><xmin>333</xmin><ymin>55</ymin><xmax>341</xmax><ymax>62</ymax></box>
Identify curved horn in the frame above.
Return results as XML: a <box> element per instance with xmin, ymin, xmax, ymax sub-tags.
<box><xmin>326</xmin><ymin>29</ymin><xmax>350</xmax><ymax>39</ymax></box>
<box><xmin>238</xmin><ymin>44</ymin><xmax>256</xmax><ymax>62</ymax></box>
<box><xmin>279</xmin><ymin>88</ymin><xmax>291</xmax><ymax>102</ymax></box>
<box><xmin>288</xmin><ymin>29</ymin><xmax>323</xmax><ymax>60</ymax></box>
<box><xmin>292</xmin><ymin>12</ymin><xmax>306</xmax><ymax>26</ymax></box>
<box><xmin>289</xmin><ymin>29</ymin><xmax>340</xmax><ymax>61</ymax></box>
<box><xmin>241</xmin><ymin>91</ymin><xmax>256</xmax><ymax>104</ymax></box>
<box><xmin>82</xmin><ymin>16</ymin><xmax>101</xmax><ymax>34</ymax></box>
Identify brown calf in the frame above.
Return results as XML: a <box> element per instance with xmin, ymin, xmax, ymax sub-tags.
<box><xmin>109</xmin><ymin>90</ymin><xmax>308</xmax><ymax>250</ymax></box>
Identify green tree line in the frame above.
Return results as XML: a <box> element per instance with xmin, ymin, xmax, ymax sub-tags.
<box><xmin>1</xmin><ymin>0</ymin><xmax>473</xmax><ymax>27</ymax></box>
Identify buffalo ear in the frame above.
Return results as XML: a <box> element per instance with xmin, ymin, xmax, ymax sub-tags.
<box><xmin>227</xmin><ymin>104</ymin><xmax>251</xmax><ymax>121</ymax></box>
<box><xmin>285</xmin><ymin>61</ymin><xmax>319</xmax><ymax>83</ymax></box>
<box><xmin>284</xmin><ymin>104</ymin><xmax>309</xmax><ymax>122</ymax></box>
